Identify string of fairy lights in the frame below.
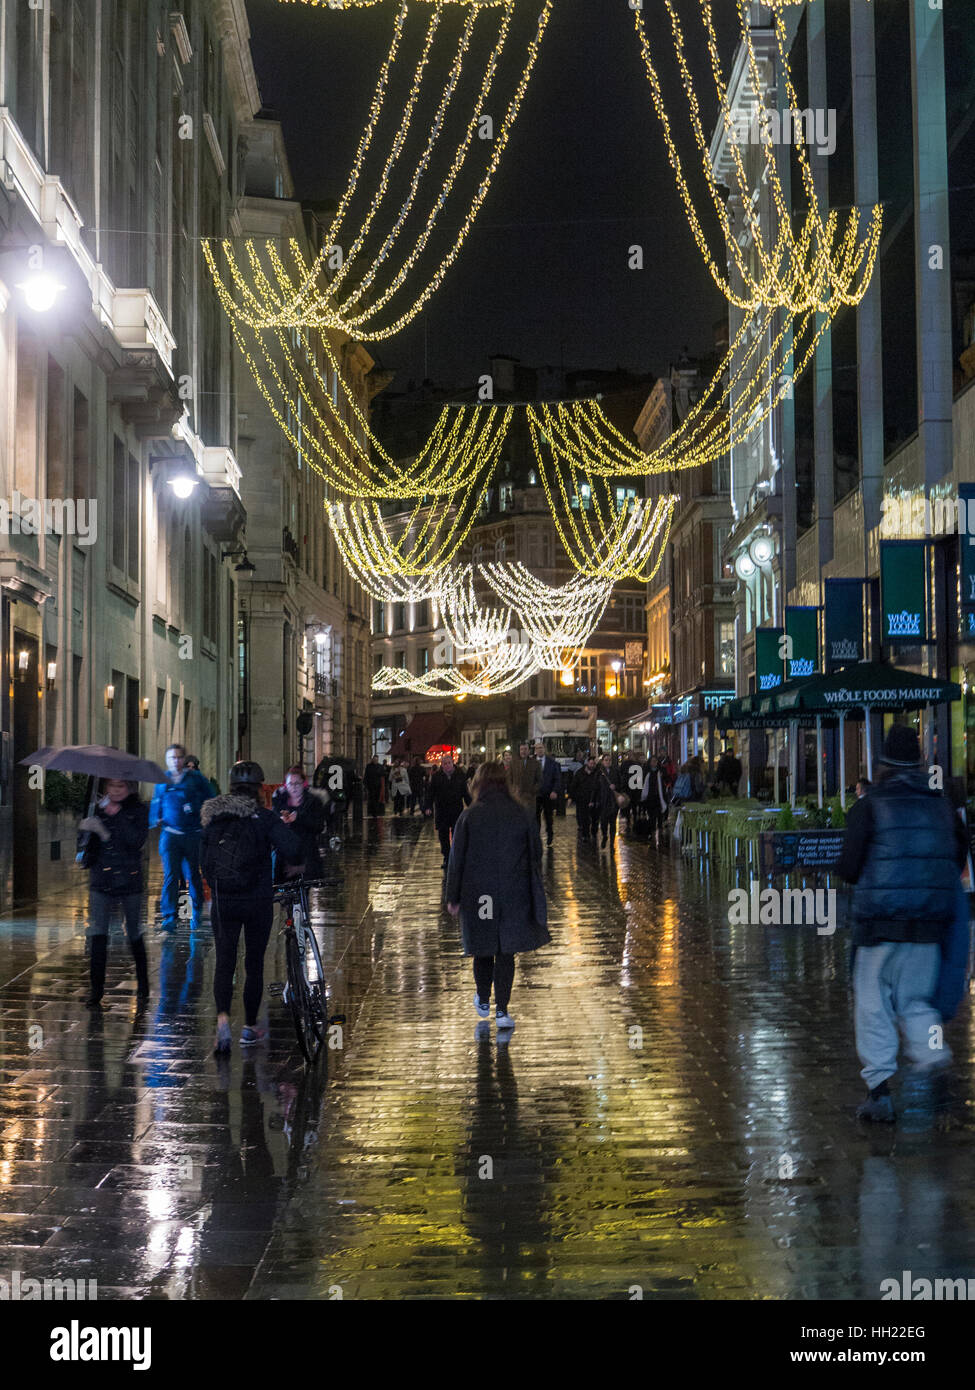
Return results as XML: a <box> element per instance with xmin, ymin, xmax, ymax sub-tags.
<box><xmin>205</xmin><ymin>0</ymin><xmax>882</xmax><ymax>697</ymax></box>
<box><xmin>206</xmin><ymin>0</ymin><xmax>553</xmax><ymax>341</ymax></box>
<box><xmin>631</xmin><ymin>0</ymin><xmax>882</xmax><ymax>316</ymax></box>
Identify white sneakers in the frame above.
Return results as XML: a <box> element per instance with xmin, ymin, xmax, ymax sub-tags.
<box><xmin>472</xmin><ymin>992</ymin><xmax>515</xmax><ymax>1031</ymax></box>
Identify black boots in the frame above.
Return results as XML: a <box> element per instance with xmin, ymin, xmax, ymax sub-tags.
<box><xmin>86</xmin><ymin>935</ymin><xmax>108</xmax><ymax>1008</ymax></box>
<box><xmin>130</xmin><ymin>937</ymin><xmax>150</xmax><ymax>1006</ymax></box>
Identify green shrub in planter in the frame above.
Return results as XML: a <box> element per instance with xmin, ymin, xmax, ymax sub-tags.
<box><xmin>775</xmin><ymin>802</ymin><xmax>797</xmax><ymax>830</ymax></box>
<box><xmin>42</xmin><ymin>771</ymin><xmax>90</xmax><ymax>817</ymax></box>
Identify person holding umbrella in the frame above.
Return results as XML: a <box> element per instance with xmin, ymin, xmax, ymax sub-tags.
<box><xmin>150</xmin><ymin>744</ymin><xmax>213</xmax><ymax>931</ymax></box>
<box><xmin>78</xmin><ymin>779</ymin><xmax>150</xmax><ymax>1009</ymax></box>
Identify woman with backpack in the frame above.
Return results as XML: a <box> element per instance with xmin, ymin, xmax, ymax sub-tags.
<box><xmin>271</xmin><ymin>766</ymin><xmax>327</xmax><ymax>881</ymax></box>
<box><xmin>201</xmin><ymin>761</ymin><xmax>302</xmax><ymax>1053</ymax></box>
<box><xmin>445</xmin><ymin>761</ymin><xmax>550</xmax><ymax>1034</ymax></box>
<box><xmin>77</xmin><ymin>778</ymin><xmax>150</xmax><ymax>1009</ymax></box>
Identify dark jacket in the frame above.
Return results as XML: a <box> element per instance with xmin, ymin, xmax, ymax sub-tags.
<box><xmin>570</xmin><ymin>766</ymin><xmax>600</xmax><ymax>809</ymax></box>
<box><xmin>408</xmin><ymin>763</ymin><xmax>427</xmax><ymax>797</ymax></box>
<box><xmin>426</xmin><ymin>768</ymin><xmax>471</xmax><ymax>827</ymax></box>
<box><xmin>270</xmin><ymin>786</ymin><xmax>327</xmax><ymax>879</ymax></box>
<box><xmin>838</xmin><ymin>769</ymin><xmax>967</xmax><ymax>946</ymax></box>
<box><xmin>715</xmin><ymin>753</ymin><xmax>742</xmax><ymax>790</ymax></box>
<box><xmin>200</xmin><ymin>793</ymin><xmax>302</xmax><ymax>901</ymax></box>
<box><xmin>80</xmin><ymin>795</ymin><xmax>149</xmax><ymax>897</ymax></box>
<box><xmin>363</xmin><ymin>762</ymin><xmax>386</xmax><ymax>801</ymax></box>
<box><xmin>445</xmin><ymin>789</ymin><xmax>550</xmax><ymax>956</ymax></box>
<box><xmin>149</xmin><ymin>769</ymin><xmax>213</xmax><ymax>836</ymax></box>
<box><xmin>537</xmin><ymin>755</ymin><xmax>561</xmax><ymax>799</ymax></box>
<box><xmin>591</xmin><ymin>766</ymin><xmax>620</xmax><ymax>818</ymax></box>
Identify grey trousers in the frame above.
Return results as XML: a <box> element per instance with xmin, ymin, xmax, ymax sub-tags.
<box><xmin>853</xmin><ymin>941</ymin><xmax>947</xmax><ymax>1090</ymax></box>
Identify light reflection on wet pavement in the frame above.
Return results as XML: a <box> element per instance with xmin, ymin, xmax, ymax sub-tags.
<box><xmin>1</xmin><ymin>815</ymin><xmax>974</xmax><ymax>1299</ymax></box>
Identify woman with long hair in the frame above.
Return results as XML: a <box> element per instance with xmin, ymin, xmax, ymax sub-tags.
<box><xmin>77</xmin><ymin>778</ymin><xmax>150</xmax><ymax>1009</ymax></box>
<box><xmin>445</xmin><ymin>760</ymin><xmax>550</xmax><ymax>1034</ymax></box>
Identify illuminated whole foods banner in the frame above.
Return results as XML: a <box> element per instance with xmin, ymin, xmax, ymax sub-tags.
<box><xmin>784</xmin><ymin>607</ymin><xmax>819</xmax><ymax>679</ymax></box>
<box><xmin>880</xmin><ymin>541</ymin><xmax>928</xmax><ymax>644</ymax></box>
<box><xmin>823</xmin><ymin>578</ymin><xmax>865</xmax><ymax>671</ymax></box>
<box><xmin>755</xmin><ymin>626</ymin><xmax>785</xmax><ymax>692</ymax></box>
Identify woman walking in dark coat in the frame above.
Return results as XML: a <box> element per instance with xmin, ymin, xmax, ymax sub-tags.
<box><xmin>445</xmin><ymin>760</ymin><xmax>550</xmax><ymax>1034</ymax></box>
<box><xmin>591</xmin><ymin>754</ymin><xmax>621</xmax><ymax>850</ymax></box>
<box><xmin>77</xmin><ymin>778</ymin><xmax>150</xmax><ymax>1009</ymax></box>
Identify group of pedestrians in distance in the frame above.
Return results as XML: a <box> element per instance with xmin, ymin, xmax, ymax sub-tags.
<box><xmin>74</xmin><ymin>725</ymin><xmax>975</xmax><ymax>1123</ymax></box>
<box><xmin>362</xmin><ymin>753</ymin><xmax>429</xmax><ymax>818</ymax></box>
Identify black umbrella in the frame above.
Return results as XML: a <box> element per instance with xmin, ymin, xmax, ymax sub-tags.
<box><xmin>19</xmin><ymin>745</ymin><xmax>168</xmax><ymax>784</ymax></box>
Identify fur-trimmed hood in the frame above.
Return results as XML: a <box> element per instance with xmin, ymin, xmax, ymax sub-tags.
<box><xmin>200</xmin><ymin>793</ymin><xmax>261</xmax><ymax>827</ymax></box>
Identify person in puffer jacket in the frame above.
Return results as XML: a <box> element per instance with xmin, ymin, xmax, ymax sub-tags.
<box><xmin>78</xmin><ymin>779</ymin><xmax>150</xmax><ymax>1010</ymax></box>
<box><xmin>838</xmin><ymin>724</ymin><xmax>968</xmax><ymax>1123</ymax></box>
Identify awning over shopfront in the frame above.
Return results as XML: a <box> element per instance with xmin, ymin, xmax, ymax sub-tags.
<box><xmin>718</xmin><ymin>662</ymin><xmax>961</xmax><ymax>807</ymax></box>
<box><xmin>391</xmin><ymin>713</ymin><xmax>460</xmax><ymax>758</ymax></box>
<box><xmin>773</xmin><ymin>661</ymin><xmax>961</xmax><ymax>715</ymax></box>
<box><xmin>719</xmin><ymin>662</ymin><xmax>960</xmax><ymax>727</ymax></box>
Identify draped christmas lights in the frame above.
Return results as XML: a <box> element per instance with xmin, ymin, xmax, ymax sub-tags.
<box><xmin>206</xmin><ymin>0</ymin><xmax>553</xmax><ymax>341</ymax></box>
<box><xmin>631</xmin><ymin>0</ymin><xmax>882</xmax><ymax>315</ymax></box>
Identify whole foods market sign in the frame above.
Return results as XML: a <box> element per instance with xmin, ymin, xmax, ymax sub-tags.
<box><xmin>880</xmin><ymin>541</ymin><xmax>928</xmax><ymax>644</ymax></box>
<box><xmin>755</xmin><ymin>627</ymin><xmax>784</xmax><ymax>691</ymax></box>
<box><xmin>784</xmin><ymin>606</ymin><xmax>819</xmax><ymax>679</ymax></box>
<box><xmin>823</xmin><ymin>578</ymin><xmax>865</xmax><ymax>671</ymax></box>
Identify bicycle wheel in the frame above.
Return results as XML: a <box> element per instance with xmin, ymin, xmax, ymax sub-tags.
<box><xmin>302</xmin><ymin>923</ymin><xmax>329</xmax><ymax>1043</ymax></box>
<box><xmin>285</xmin><ymin>929</ymin><xmax>319</xmax><ymax>1063</ymax></box>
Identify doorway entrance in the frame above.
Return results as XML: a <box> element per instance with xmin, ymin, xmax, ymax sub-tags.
<box><xmin>12</xmin><ymin>631</ymin><xmax>39</xmax><ymax>905</ymax></box>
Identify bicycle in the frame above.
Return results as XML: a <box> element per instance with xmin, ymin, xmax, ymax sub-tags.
<box><xmin>274</xmin><ymin>878</ymin><xmax>344</xmax><ymax>1063</ymax></box>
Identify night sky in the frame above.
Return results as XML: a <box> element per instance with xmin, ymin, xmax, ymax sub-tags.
<box><xmin>245</xmin><ymin>0</ymin><xmax>738</xmax><ymax>392</ymax></box>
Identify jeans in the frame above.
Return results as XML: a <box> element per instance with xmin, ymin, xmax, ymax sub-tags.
<box><xmin>159</xmin><ymin>829</ymin><xmax>203</xmax><ymax>923</ymax></box>
<box><xmin>576</xmin><ymin>804</ymin><xmax>592</xmax><ymax>838</ymax></box>
<box><xmin>211</xmin><ymin>893</ymin><xmax>274</xmax><ymax>1026</ymax></box>
<box><xmin>473</xmin><ymin>953</ymin><xmax>516</xmax><ymax>1012</ymax></box>
<box><xmin>88</xmin><ymin>890</ymin><xmax>144</xmax><ymax>943</ymax></box>
<box><xmin>853</xmin><ymin>940</ymin><xmax>947</xmax><ymax>1090</ymax></box>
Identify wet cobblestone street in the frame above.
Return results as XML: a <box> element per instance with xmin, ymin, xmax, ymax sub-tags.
<box><xmin>2</xmin><ymin>816</ymin><xmax>975</xmax><ymax>1301</ymax></box>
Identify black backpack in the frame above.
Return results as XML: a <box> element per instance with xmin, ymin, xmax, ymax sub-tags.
<box><xmin>204</xmin><ymin>811</ymin><xmax>266</xmax><ymax>892</ymax></box>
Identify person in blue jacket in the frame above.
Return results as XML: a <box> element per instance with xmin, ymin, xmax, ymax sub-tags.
<box><xmin>149</xmin><ymin>742</ymin><xmax>214</xmax><ymax>931</ymax></box>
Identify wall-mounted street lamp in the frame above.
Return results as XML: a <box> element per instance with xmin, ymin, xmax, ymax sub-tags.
<box><xmin>141</xmin><ymin>697</ymin><xmax>150</xmax><ymax>720</ymax></box>
<box><xmin>105</xmin><ymin>684</ymin><xmax>115</xmax><ymax>711</ymax></box>
<box><xmin>168</xmin><ymin>467</ymin><xmax>200</xmax><ymax>500</ymax></box>
<box><xmin>46</xmin><ymin>661</ymin><xmax>56</xmax><ymax>691</ymax></box>
<box><xmin>18</xmin><ymin>271</ymin><xmax>65</xmax><ymax>314</ymax></box>
<box><xmin>17</xmin><ymin>650</ymin><xmax>29</xmax><ymax>683</ymax></box>
<box><xmin>222</xmin><ymin>547</ymin><xmax>255</xmax><ymax>573</ymax></box>
<box><xmin>749</xmin><ymin>532</ymin><xmax>775</xmax><ymax>567</ymax></box>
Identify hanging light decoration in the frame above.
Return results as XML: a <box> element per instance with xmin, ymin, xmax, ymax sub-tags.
<box><xmin>631</xmin><ymin>0</ymin><xmax>882</xmax><ymax>315</ymax></box>
<box><xmin>206</xmin><ymin>0</ymin><xmax>553</xmax><ymax>340</ymax></box>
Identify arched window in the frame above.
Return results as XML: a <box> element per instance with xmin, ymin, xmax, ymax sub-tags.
<box><xmin>495</xmin><ymin>536</ymin><xmax>506</xmax><ymax>562</ymax></box>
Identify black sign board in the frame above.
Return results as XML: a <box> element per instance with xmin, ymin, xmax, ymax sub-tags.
<box><xmin>760</xmin><ymin>830</ymin><xmax>846</xmax><ymax>877</ymax></box>
<box><xmin>823</xmin><ymin>578</ymin><xmax>865</xmax><ymax>672</ymax></box>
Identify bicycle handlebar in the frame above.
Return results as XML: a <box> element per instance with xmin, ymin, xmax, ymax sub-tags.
<box><xmin>273</xmin><ymin>876</ymin><xmax>331</xmax><ymax>902</ymax></box>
